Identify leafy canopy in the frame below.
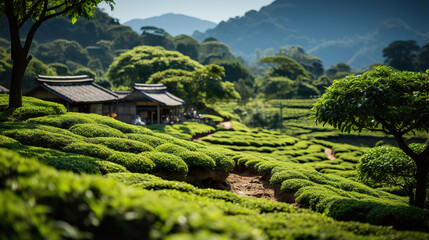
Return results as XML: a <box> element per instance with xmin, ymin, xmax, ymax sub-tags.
<box><xmin>107</xmin><ymin>46</ymin><xmax>203</xmax><ymax>87</ymax></box>
<box><xmin>312</xmin><ymin>66</ymin><xmax>429</xmax><ymax>135</ymax></box>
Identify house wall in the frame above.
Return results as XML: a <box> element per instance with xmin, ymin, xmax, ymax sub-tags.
<box><xmin>116</xmin><ymin>102</ymin><xmax>136</xmax><ymax>124</ymax></box>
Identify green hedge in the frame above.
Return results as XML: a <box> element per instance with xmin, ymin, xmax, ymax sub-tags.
<box><xmin>63</xmin><ymin>141</ymin><xmax>115</xmax><ymax>159</ymax></box>
<box><xmin>1</xmin><ymin>149</ymin><xmax>428</xmax><ymax>239</ymax></box>
<box><xmin>0</xmin><ymin>95</ymin><xmax>66</xmax><ymax>121</ymax></box>
<box><xmin>27</xmin><ymin>112</ymin><xmax>96</xmax><ymax>129</ymax></box>
<box><xmin>107</xmin><ymin>152</ymin><xmax>155</xmax><ymax>173</ymax></box>
<box><xmin>82</xmin><ymin>113</ymin><xmax>154</xmax><ymax>134</ymax></box>
<box><xmin>2</xmin><ymin>128</ymin><xmax>79</xmax><ymax>150</ymax></box>
<box><xmin>94</xmin><ymin>160</ymin><xmax>129</xmax><ymax>174</ymax></box>
<box><xmin>69</xmin><ymin>123</ymin><xmax>127</xmax><ymax>138</ymax></box>
<box><xmin>156</xmin><ymin>143</ymin><xmax>216</xmax><ymax>170</ymax></box>
<box><xmin>87</xmin><ymin>137</ymin><xmax>154</xmax><ymax>153</ymax></box>
<box><xmin>141</xmin><ymin>152</ymin><xmax>188</xmax><ymax>177</ymax></box>
<box><xmin>197</xmin><ymin>147</ymin><xmax>235</xmax><ymax>172</ymax></box>
<box><xmin>126</xmin><ymin>133</ymin><xmax>168</xmax><ymax>147</ymax></box>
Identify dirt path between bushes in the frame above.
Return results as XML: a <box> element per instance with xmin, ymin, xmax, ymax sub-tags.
<box><xmin>225</xmin><ymin>171</ymin><xmax>276</xmax><ymax>201</ymax></box>
<box><xmin>325</xmin><ymin>148</ymin><xmax>336</xmax><ymax>160</ymax></box>
<box><xmin>192</xmin><ymin>121</ymin><xmax>232</xmax><ymax>141</ymax></box>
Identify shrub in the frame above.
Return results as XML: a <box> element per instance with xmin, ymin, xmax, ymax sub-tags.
<box><xmin>94</xmin><ymin>160</ymin><xmax>129</xmax><ymax>174</ymax></box>
<box><xmin>0</xmin><ymin>95</ymin><xmax>66</xmax><ymax>121</ymax></box>
<box><xmin>270</xmin><ymin>170</ymin><xmax>309</xmax><ymax>185</ymax></box>
<box><xmin>0</xmin><ymin>135</ymin><xmax>22</xmax><ymax>148</ymax></box>
<box><xmin>87</xmin><ymin>137</ymin><xmax>154</xmax><ymax>153</ymax></box>
<box><xmin>155</xmin><ymin>143</ymin><xmax>190</xmax><ymax>156</ymax></box>
<box><xmin>126</xmin><ymin>133</ymin><xmax>168</xmax><ymax>147</ymax></box>
<box><xmin>63</xmin><ymin>142</ymin><xmax>115</xmax><ymax>159</ymax></box>
<box><xmin>180</xmin><ymin>152</ymin><xmax>216</xmax><ymax>170</ymax></box>
<box><xmin>281</xmin><ymin>179</ymin><xmax>316</xmax><ymax>192</ymax></box>
<box><xmin>27</xmin><ymin>112</ymin><xmax>96</xmax><ymax>129</ymax></box>
<box><xmin>2</xmin><ymin>129</ymin><xmax>78</xmax><ymax>150</ymax></box>
<box><xmin>107</xmin><ymin>152</ymin><xmax>155</xmax><ymax>173</ymax></box>
<box><xmin>197</xmin><ymin>148</ymin><xmax>235</xmax><ymax>172</ymax></box>
<box><xmin>141</xmin><ymin>152</ymin><xmax>188</xmax><ymax>177</ymax></box>
<box><xmin>69</xmin><ymin>123</ymin><xmax>127</xmax><ymax>138</ymax></box>
<box><xmin>83</xmin><ymin>113</ymin><xmax>154</xmax><ymax>134</ymax></box>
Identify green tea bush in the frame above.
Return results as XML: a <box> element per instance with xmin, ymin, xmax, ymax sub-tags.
<box><xmin>155</xmin><ymin>143</ymin><xmax>190</xmax><ymax>155</ymax></box>
<box><xmin>328</xmin><ymin>199</ymin><xmax>428</xmax><ymax>231</ymax></box>
<box><xmin>181</xmin><ymin>152</ymin><xmax>216</xmax><ymax>170</ymax></box>
<box><xmin>141</xmin><ymin>152</ymin><xmax>188</xmax><ymax>177</ymax></box>
<box><xmin>107</xmin><ymin>152</ymin><xmax>155</xmax><ymax>173</ymax></box>
<box><xmin>0</xmin><ymin>134</ymin><xmax>22</xmax><ymax>148</ymax></box>
<box><xmin>280</xmin><ymin>179</ymin><xmax>317</xmax><ymax>192</ymax></box>
<box><xmin>63</xmin><ymin>141</ymin><xmax>115</xmax><ymax>159</ymax></box>
<box><xmin>94</xmin><ymin>160</ymin><xmax>129</xmax><ymax>174</ymax></box>
<box><xmin>126</xmin><ymin>133</ymin><xmax>168</xmax><ymax>147</ymax></box>
<box><xmin>70</xmin><ymin>123</ymin><xmax>127</xmax><ymax>138</ymax></box>
<box><xmin>27</xmin><ymin>112</ymin><xmax>96</xmax><ymax>129</ymax></box>
<box><xmin>2</xmin><ymin>148</ymin><xmax>428</xmax><ymax>238</ymax></box>
<box><xmin>87</xmin><ymin>137</ymin><xmax>154</xmax><ymax>153</ymax></box>
<box><xmin>197</xmin><ymin>148</ymin><xmax>235</xmax><ymax>172</ymax></box>
<box><xmin>153</xmin><ymin>133</ymin><xmax>200</xmax><ymax>150</ymax></box>
<box><xmin>83</xmin><ymin>113</ymin><xmax>154</xmax><ymax>134</ymax></box>
<box><xmin>270</xmin><ymin>170</ymin><xmax>310</xmax><ymax>185</ymax></box>
<box><xmin>2</xmin><ymin>129</ymin><xmax>78</xmax><ymax>150</ymax></box>
<box><xmin>0</xmin><ymin>95</ymin><xmax>66</xmax><ymax>121</ymax></box>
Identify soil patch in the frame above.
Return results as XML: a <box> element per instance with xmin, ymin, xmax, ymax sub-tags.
<box><xmin>325</xmin><ymin>148</ymin><xmax>336</xmax><ymax>160</ymax></box>
<box><xmin>225</xmin><ymin>171</ymin><xmax>276</xmax><ymax>201</ymax></box>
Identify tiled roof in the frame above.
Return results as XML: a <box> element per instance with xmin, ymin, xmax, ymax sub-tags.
<box><xmin>0</xmin><ymin>85</ymin><xmax>9</xmax><ymax>94</ymax></box>
<box><xmin>114</xmin><ymin>91</ymin><xmax>131</xmax><ymax>99</ymax></box>
<box><xmin>35</xmin><ymin>75</ymin><xmax>118</xmax><ymax>103</ymax></box>
<box><xmin>130</xmin><ymin>83</ymin><xmax>185</xmax><ymax>107</ymax></box>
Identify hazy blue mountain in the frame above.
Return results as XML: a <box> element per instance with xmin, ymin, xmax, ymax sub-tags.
<box><xmin>194</xmin><ymin>0</ymin><xmax>429</xmax><ymax>69</ymax></box>
<box><xmin>124</xmin><ymin>13</ymin><xmax>217</xmax><ymax>36</ymax></box>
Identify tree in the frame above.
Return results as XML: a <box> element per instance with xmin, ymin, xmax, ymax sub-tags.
<box><xmin>325</xmin><ymin>63</ymin><xmax>352</xmax><ymax>78</ymax></box>
<box><xmin>357</xmin><ymin>144</ymin><xmax>426</xmax><ymax>205</ymax></box>
<box><xmin>258</xmin><ymin>56</ymin><xmax>313</xmax><ymax>81</ymax></box>
<box><xmin>383</xmin><ymin>40</ymin><xmax>419</xmax><ymax>71</ymax></box>
<box><xmin>174</xmin><ymin>35</ymin><xmax>200</xmax><ymax>61</ymax></box>
<box><xmin>107</xmin><ymin>46</ymin><xmax>203</xmax><ymax>87</ymax></box>
<box><xmin>312</xmin><ymin>66</ymin><xmax>429</xmax><ymax>208</ymax></box>
<box><xmin>1</xmin><ymin>0</ymin><xmax>115</xmax><ymax>108</ymax></box>
<box><xmin>417</xmin><ymin>42</ymin><xmax>429</xmax><ymax>72</ymax></box>
<box><xmin>277</xmin><ymin>46</ymin><xmax>324</xmax><ymax>78</ymax></box>
<box><xmin>148</xmin><ymin>65</ymin><xmax>240</xmax><ymax>110</ymax></box>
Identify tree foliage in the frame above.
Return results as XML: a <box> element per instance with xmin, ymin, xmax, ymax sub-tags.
<box><xmin>357</xmin><ymin>144</ymin><xmax>426</xmax><ymax>204</ymax></box>
<box><xmin>148</xmin><ymin>65</ymin><xmax>240</xmax><ymax>109</ymax></box>
<box><xmin>277</xmin><ymin>46</ymin><xmax>324</xmax><ymax>78</ymax></box>
<box><xmin>107</xmin><ymin>46</ymin><xmax>203</xmax><ymax>87</ymax></box>
<box><xmin>383</xmin><ymin>40</ymin><xmax>420</xmax><ymax>71</ymax></box>
<box><xmin>313</xmin><ymin>65</ymin><xmax>429</xmax><ymax>207</ymax></box>
<box><xmin>259</xmin><ymin>56</ymin><xmax>313</xmax><ymax>81</ymax></box>
<box><xmin>1</xmin><ymin>0</ymin><xmax>115</xmax><ymax>108</ymax></box>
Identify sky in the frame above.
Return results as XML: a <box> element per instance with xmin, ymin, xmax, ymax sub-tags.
<box><xmin>98</xmin><ymin>0</ymin><xmax>275</xmax><ymax>24</ymax></box>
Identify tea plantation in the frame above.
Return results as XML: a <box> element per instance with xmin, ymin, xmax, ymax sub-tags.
<box><xmin>1</xmin><ymin>95</ymin><xmax>428</xmax><ymax>239</ymax></box>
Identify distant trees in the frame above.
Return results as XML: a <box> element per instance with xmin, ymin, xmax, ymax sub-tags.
<box><xmin>382</xmin><ymin>40</ymin><xmax>428</xmax><ymax>72</ymax></box>
<box><xmin>148</xmin><ymin>65</ymin><xmax>240</xmax><ymax>109</ymax></box>
<box><xmin>277</xmin><ymin>46</ymin><xmax>324</xmax><ymax>78</ymax></box>
<box><xmin>107</xmin><ymin>46</ymin><xmax>202</xmax><ymax>87</ymax></box>
<box><xmin>140</xmin><ymin>26</ymin><xmax>175</xmax><ymax>50</ymax></box>
<box><xmin>325</xmin><ymin>63</ymin><xmax>352</xmax><ymax>79</ymax></box>
<box><xmin>313</xmin><ymin>66</ymin><xmax>429</xmax><ymax>208</ymax></box>
<box><xmin>258</xmin><ymin>56</ymin><xmax>318</xmax><ymax>98</ymax></box>
<box><xmin>0</xmin><ymin>0</ymin><xmax>115</xmax><ymax>108</ymax></box>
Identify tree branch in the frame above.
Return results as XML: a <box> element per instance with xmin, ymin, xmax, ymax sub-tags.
<box><xmin>18</xmin><ymin>0</ymin><xmax>45</xmax><ymax>28</ymax></box>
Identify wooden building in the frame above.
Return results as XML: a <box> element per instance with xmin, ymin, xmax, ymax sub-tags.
<box><xmin>116</xmin><ymin>83</ymin><xmax>185</xmax><ymax>124</ymax></box>
<box><xmin>0</xmin><ymin>85</ymin><xmax>10</xmax><ymax>94</ymax></box>
<box><xmin>26</xmin><ymin>75</ymin><xmax>118</xmax><ymax>115</ymax></box>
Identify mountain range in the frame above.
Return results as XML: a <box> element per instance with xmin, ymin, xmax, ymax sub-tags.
<box><xmin>124</xmin><ymin>13</ymin><xmax>217</xmax><ymax>36</ymax></box>
<box><xmin>193</xmin><ymin>0</ymin><xmax>429</xmax><ymax>69</ymax></box>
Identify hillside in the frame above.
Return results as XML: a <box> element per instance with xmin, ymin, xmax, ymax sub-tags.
<box><xmin>1</xmin><ymin>95</ymin><xmax>429</xmax><ymax>239</ymax></box>
<box><xmin>194</xmin><ymin>0</ymin><xmax>429</xmax><ymax>68</ymax></box>
<box><xmin>124</xmin><ymin>13</ymin><xmax>217</xmax><ymax>36</ymax></box>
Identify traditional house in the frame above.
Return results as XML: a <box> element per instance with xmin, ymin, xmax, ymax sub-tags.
<box><xmin>0</xmin><ymin>85</ymin><xmax>10</xmax><ymax>94</ymax></box>
<box><xmin>26</xmin><ymin>75</ymin><xmax>118</xmax><ymax>115</ymax></box>
<box><xmin>115</xmin><ymin>83</ymin><xmax>185</xmax><ymax>124</ymax></box>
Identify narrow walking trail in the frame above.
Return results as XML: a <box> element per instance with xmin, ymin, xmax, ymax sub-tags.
<box><xmin>225</xmin><ymin>172</ymin><xmax>276</xmax><ymax>201</ymax></box>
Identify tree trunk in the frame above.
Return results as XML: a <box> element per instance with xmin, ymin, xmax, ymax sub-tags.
<box><xmin>8</xmin><ymin>55</ymin><xmax>28</xmax><ymax>109</ymax></box>
<box><xmin>414</xmin><ymin>160</ymin><xmax>429</xmax><ymax>208</ymax></box>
